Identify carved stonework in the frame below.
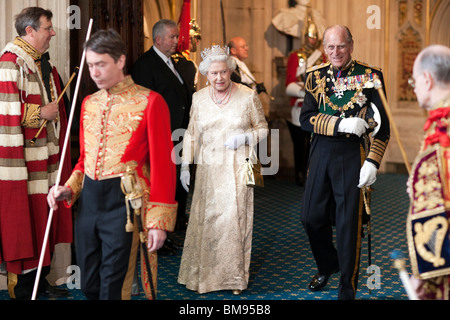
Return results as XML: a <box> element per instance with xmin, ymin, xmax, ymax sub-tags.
<box><xmin>397</xmin><ymin>26</ymin><xmax>421</xmax><ymax>102</ymax></box>
<box><xmin>414</xmin><ymin>0</ymin><xmax>424</xmax><ymax>26</ymax></box>
<box><xmin>399</xmin><ymin>0</ymin><xmax>408</xmax><ymax>26</ymax></box>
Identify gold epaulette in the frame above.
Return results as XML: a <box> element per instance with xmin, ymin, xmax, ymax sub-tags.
<box><xmin>288</xmin><ymin>48</ymin><xmax>305</xmax><ymax>56</ymax></box>
<box><xmin>172</xmin><ymin>50</ymin><xmax>192</xmax><ymax>63</ymax></box>
<box><xmin>306</xmin><ymin>61</ymin><xmax>330</xmax><ymax>73</ymax></box>
<box><xmin>355</xmin><ymin>60</ymin><xmax>382</xmax><ymax>72</ymax></box>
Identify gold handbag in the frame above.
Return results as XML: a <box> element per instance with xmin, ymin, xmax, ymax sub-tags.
<box><xmin>244</xmin><ymin>148</ymin><xmax>264</xmax><ymax>187</ymax></box>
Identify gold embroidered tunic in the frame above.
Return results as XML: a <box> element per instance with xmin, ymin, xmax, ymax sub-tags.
<box><xmin>64</xmin><ymin>76</ymin><xmax>177</xmax><ymax>299</ymax></box>
<box><xmin>407</xmin><ymin>96</ymin><xmax>450</xmax><ymax>300</ymax></box>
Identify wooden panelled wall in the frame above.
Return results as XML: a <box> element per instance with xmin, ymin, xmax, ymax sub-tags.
<box><xmin>69</xmin><ymin>0</ymin><xmax>144</xmax><ymax>100</ymax></box>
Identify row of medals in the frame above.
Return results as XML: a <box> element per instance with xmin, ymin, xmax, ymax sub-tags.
<box><xmin>326</xmin><ymin>62</ymin><xmax>375</xmax><ymax>99</ymax></box>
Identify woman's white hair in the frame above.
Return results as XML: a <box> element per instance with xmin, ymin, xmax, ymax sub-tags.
<box><xmin>198</xmin><ymin>54</ymin><xmax>236</xmax><ymax>76</ymax></box>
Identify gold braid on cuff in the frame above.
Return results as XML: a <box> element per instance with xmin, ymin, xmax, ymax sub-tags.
<box><xmin>21</xmin><ymin>103</ymin><xmax>41</xmax><ymax>128</ymax></box>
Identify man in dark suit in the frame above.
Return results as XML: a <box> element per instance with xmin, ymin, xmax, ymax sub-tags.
<box><xmin>132</xmin><ymin>19</ymin><xmax>191</xmax><ymax>135</ymax></box>
<box><xmin>131</xmin><ymin>19</ymin><xmax>192</xmax><ymax>253</ymax></box>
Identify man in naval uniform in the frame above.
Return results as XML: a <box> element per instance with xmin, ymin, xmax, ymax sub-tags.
<box><xmin>407</xmin><ymin>44</ymin><xmax>450</xmax><ymax>300</ymax></box>
<box><xmin>299</xmin><ymin>25</ymin><xmax>390</xmax><ymax>300</ymax></box>
<box><xmin>48</xmin><ymin>29</ymin><xmax>177</xmax><ymax>300</ymax></box>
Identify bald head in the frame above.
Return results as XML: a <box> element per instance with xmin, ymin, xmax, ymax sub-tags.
<box><xmin>413</xmin><ymin>44</ymin><xmax>450</xmax><ymax>109</ymax></box>
<box><xmin>323</xmin><ymin>25</ymin><xmax>353</xmax><ymax>47</ymax></box>
<box><xmin>228</xmin><ymin>37</ymin><xmax>249</xmax><ymax>61</ymax></box>
<box><xmin>415</xmin><ymin>45</ymin><xmax>450</xmax><ymax>88</ymax></box>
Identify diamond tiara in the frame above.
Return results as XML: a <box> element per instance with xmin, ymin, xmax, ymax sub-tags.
<box><xmin>200</xmin><ymin>45</ymin><xmax>229</xmax><ymax>60</ymax></box>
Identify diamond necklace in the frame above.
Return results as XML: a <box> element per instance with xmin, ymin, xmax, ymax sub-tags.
<box><xmin>211</xmin><ymin>83</ymin><xmax>233</xmax><ymax>105</ymax></box>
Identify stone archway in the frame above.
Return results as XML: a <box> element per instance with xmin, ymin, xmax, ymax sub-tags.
<box><xmin>430</xmin><ymin>0</ymin><xmax>450</xmax><ymax>46</ymax></box>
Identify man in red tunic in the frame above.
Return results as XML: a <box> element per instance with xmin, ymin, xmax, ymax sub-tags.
<box><xmin>285</xmin><ymin>20</ymin><xmax>326</xmax><ymax>186</ymax></box>
<box><xmin>48</xmin><ymin>29</ymin><xmax>177</xmax><ymax>300</ymax></box>
<box><xmin>0</xmin><ymin>7</ymin><xmax>72</xmax><ymax>300</ymax></box>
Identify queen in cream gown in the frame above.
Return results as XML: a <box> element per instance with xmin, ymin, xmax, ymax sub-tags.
<box><xmin>177</xmin><ymin>45</ymin><xmax>268</xmax><ymax>294</ymax></box>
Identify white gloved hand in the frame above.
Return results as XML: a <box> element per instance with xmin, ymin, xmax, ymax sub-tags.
<box><xmin>180</xmin><ymin>165</ymin><xmax>190</xmax><ymax>192</ymax></box>
<box><xmin>358</xmin><ymin>161</ymin><xmax>377</xmax><ymax>188</ymax></box>
<box><xmin>338</xmin><ymin>117</ymin><xmax>369</xmax><ymax>137</ymax></box>
<box><xmin>224</xmin><ymin>133</ymin><xmax>252</xmax><ymax>150</ymax></box>
<box><xmin>286</xmin><ymin>82</ymin><xmax>305</xmax><ymax>98</ymax></box>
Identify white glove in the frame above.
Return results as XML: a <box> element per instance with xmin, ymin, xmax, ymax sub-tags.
<box><xmin>224</xmin><ymin>133</ymin><xmax>252</xmax><ymax>150</ymax></box>
<box><xmin>338</xmin><ymin>117</ymin><xmax>369</xmax><ymax>137</ymax></box>
<box><xmin>286</xmin><ymin>82</ymin><xmax>305</xmax><ymax>98</ymax></box>
<box><xmin>180</xmin><ymin>165</ymin><xmax>190</xmax><ymax>192</ymax></box>
<box><xmin>358</xmin><ymin>161</ymin><xmax>377</xmax><ymax>188</ymax></box>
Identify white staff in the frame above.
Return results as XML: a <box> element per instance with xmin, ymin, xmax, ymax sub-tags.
<box><xmin>31</xmin><ymin>19</ymin><xmax>93</xmax><ymax>300</ymax></box>
<box><xmin>391</xmin><ymin>250</ymin><xmax>419</xmax><ymax>300</ymax></box>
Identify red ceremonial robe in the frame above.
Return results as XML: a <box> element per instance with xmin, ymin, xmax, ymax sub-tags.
<box><xmin>0</xmin><ymin>40</ymin><xmax>72</xmax><ymax>275</ymax></box>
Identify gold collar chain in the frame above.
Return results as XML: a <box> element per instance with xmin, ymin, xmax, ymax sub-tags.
<box><xmin>323</xmin><ymin>61</ymin><xmax>372</xmax><ymax>115</ymax></box>
<box><xmin>13</xmin><ymin>37</ymin><xmax>42</xmax><ymax>60</ymax></box>
<box><xmin>327</xmin><ymin>60</ymin><xmax>356</xmax><ymax>92</ymax></box>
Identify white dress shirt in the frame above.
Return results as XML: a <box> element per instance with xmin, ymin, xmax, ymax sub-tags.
<box><xmin>153</xmin><ymin>46</ymin><xmax>184</xmax><ymax>84</ymax></box>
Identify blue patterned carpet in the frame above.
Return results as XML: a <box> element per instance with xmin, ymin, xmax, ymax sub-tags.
<box><xmin>0</xmin><ymin>173</ymin><xmax>412</xmax><ymax>305</ymax></box>
<box><xmin>158</xmin><ymin>173</ymin><xmax>411</xmax><ymax>301</ymax></box>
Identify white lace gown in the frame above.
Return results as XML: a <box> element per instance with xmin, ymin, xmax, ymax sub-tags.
<box><xmin>178</xmin><ymin>84</ymin><xmax>269</xmax><ymax>293</ymax></box>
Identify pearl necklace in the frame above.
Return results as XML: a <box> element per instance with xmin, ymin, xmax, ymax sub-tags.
<box><xmin>211</xmin><ymin>83</ymin><xmax>233</xmax><ymax>105</ymax></box>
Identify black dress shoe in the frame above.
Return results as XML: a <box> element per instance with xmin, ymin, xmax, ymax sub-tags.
<box><xmin>308</xmin><ymin>269</ymin><xmax>339</xmax><ymax>292</ymax></box>
<box><xmin>39</xmin><ymin>285</ymin><xmax>70</xmax><ymax>299</ymax></box>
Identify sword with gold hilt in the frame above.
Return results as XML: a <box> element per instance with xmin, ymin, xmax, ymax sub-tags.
<box><xmin>357</xmin><ymin>99</ymin><xmax>378</xmax><ymax>295</ymax></box>
<box><xmin>30</xmin><ymin>67</ymin><xmax>79</xmax><ymax>145</ymax></box>
<box><xmin>120</xmin><ymin>165</ymin><xmax>157</xmax><ymax>300</ymax></box>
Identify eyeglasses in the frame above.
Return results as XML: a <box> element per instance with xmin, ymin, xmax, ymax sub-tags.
<box><xmin>408</xmin><ymin>77</ymin><xmax>415</xmax><ymax>89</ymax></box>
<box><xmin>39</xmin><ymin>26</ymin><xmax>55</xmax><ymax>32</ymax></box>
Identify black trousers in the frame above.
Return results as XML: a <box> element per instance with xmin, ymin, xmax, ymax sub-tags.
<box><xmin>286</xmin><ymin>120</ymin><xmax>311</xmax><ymax>185</ymax></box>
<box><xmin>75</xmin><ymin>177</ymin><xmax>133</xmax><ymax>300</ymax></box>
<box><xmin>301</xmin><ymin>134</ymin><xmax>364</xmax><ymax>300</ymax></box>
